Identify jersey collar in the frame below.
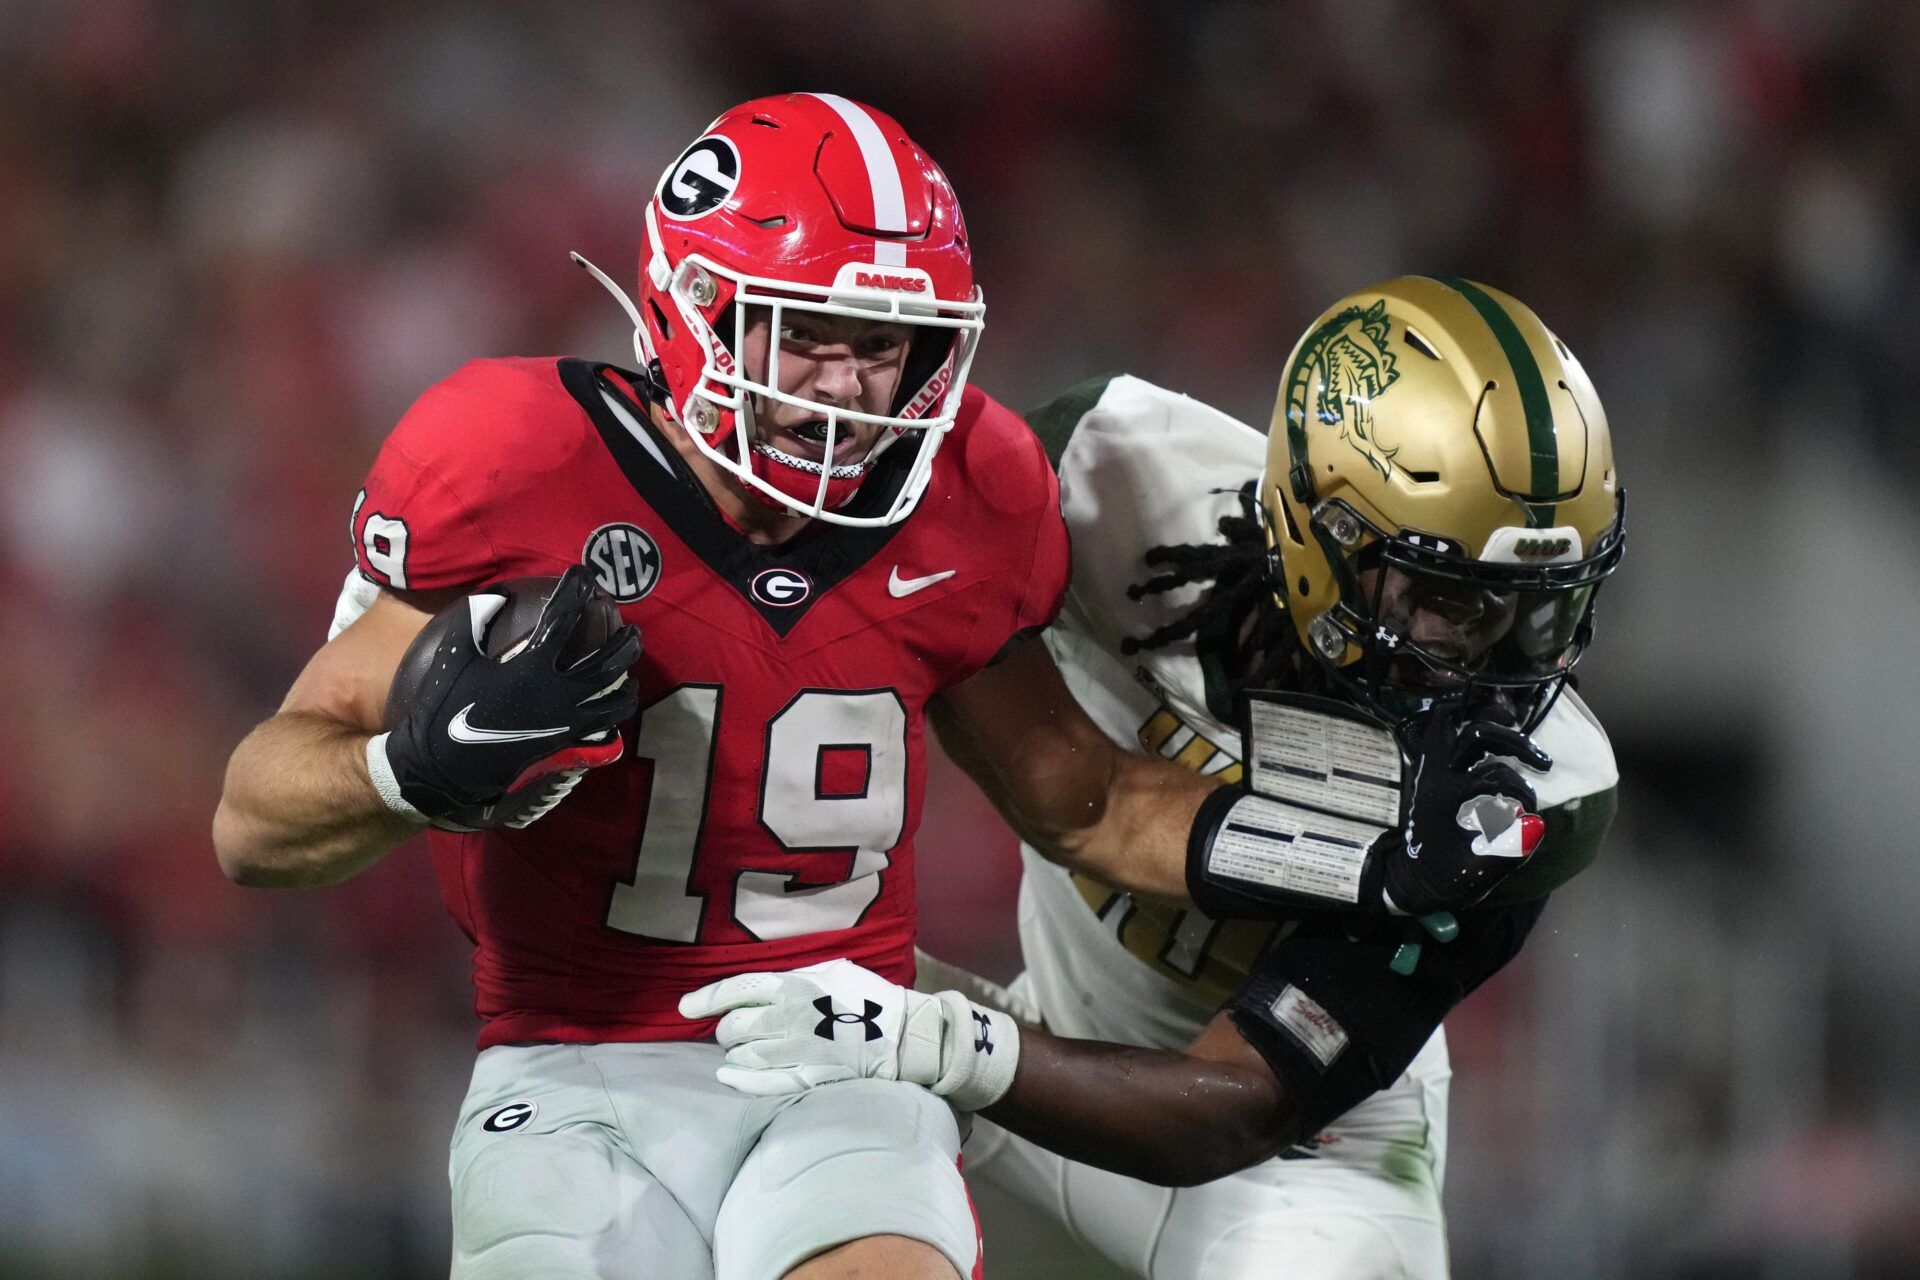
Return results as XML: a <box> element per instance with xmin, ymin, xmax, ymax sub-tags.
<box><xmin>560</xmin><ymin>358</ymin><xmax>914</xmax><ymax>637</ymax></box>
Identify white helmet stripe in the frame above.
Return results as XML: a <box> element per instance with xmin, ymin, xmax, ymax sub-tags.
<box><xmin>808</xmin><ymin>93</ymin><xmax>908</xmax><ymax>265</ymax></box>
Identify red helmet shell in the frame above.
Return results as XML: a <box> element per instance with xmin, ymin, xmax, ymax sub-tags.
<box><xmin>638</xmin><ymin>94</ymin><xmax>976</xmax><ymax>435</ymax></box>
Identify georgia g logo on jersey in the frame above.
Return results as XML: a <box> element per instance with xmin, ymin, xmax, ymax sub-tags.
<box><xmin>659</xmin><ymin>136</ymin><xmax>741</xmax><ymax>221</ymax></box>
<box><xmin>751</xmin><ymin>567</ymin><xmax>812</xmax><ymax>607</ymax></box>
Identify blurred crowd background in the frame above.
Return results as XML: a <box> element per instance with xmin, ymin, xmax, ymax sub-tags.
<box><xmin>2</xmin><ymin>1</ymin><xmax>1917</xmax><ymax>1276</ymax></box>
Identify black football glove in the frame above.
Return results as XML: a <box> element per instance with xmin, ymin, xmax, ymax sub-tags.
<box><xmin>369</xmin><ymin>566</ymin><xmax>641</xmax><ymax>831</ymax></box>
<box><xmin>1363</xmin><ymin>712</ymin><xmax>1550</xmax><ymax>918</ymax></box>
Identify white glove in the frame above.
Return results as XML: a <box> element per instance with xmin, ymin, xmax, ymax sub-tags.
<box><xmin>677</xmin><ymin>958</ymin><xmax>1020</xmax><ymax>1111</ymax></box>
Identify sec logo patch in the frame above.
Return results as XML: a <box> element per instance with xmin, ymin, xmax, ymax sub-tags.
<box><xmin>584</xmin><ymin>523</ymin><xmax>662</xmax><ymax>603</ymax></box>
<box><xmin>750</xmin><ymin>567</ymin><xmax>812</xmax><ymax>608</ymax></box>
<box><xmin>482</xmin><ymin>1100</ymin><xmax>537</xmax><ymax>1133</ymax></box>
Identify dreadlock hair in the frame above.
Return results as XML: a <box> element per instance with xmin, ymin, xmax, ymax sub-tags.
<box><xmin>1120</xmin><ymin>482</ymin><xmax>1313</xmax><ymax>706</ymax></box>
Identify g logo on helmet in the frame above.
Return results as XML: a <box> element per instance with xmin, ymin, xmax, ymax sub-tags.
<box><xmin>750</xmin><ymin>568</ymin><xmax>812</xmax><ymax>607</ymax></box>
<box><xmin>659</xmin><ymin>136</ymin><xmax>741</xmax><ymax>221</ymax></box>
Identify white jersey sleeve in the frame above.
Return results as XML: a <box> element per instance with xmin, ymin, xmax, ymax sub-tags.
<box><xmin>1034</xmin><ymin>373</ymin><xmax>1268</xmax><ymax>724</ymax></box>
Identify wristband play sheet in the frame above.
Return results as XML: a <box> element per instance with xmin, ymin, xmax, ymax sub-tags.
<box><xmin>1201</xmin><ymin>693</ymin><xmax>1407</xmax><ymax>904</ymax></box>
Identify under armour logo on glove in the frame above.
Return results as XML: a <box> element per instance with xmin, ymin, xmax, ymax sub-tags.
<box><xmin>813</xmin><ymin>996</ymin><xmax>884</xmax><ymax>1042</ymax></box>
<box><xmin>680</xmin><ymin>959</ymin><xmax>1022</xmax><ymax>1111</ymax></box>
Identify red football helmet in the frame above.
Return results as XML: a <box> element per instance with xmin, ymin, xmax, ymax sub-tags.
<box><xmin>576</xmin><ymin>93</ymin><xmax>984</xmax><ymax>526</ymax></box>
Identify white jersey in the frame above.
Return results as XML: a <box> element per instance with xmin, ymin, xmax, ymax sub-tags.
<box><xmin>967</xmin><ymin>375</ymin><xmax>1620</xmax><ymax>1280</ymax></box>
<box><xmin>1017</xmin><ymin>373</ymin><xmax>1620</xmax><ymax>1050</ymax></box>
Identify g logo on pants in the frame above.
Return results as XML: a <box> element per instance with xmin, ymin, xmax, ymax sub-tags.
<box><xmin>482</xmin><ymin>1100</ymin><xmax>538</xmax><ymax>1133</ymax></box>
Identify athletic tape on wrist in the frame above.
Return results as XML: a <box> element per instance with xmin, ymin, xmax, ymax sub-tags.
<box><xmin>364</xmin><ymin>733</ymin><xmax>426</xmax><ymax>821</ymax></box>
<box><xmin>930</xmin><ymin>989</ymin><xmax>1019</xmax><ymax>1112</ymax></box>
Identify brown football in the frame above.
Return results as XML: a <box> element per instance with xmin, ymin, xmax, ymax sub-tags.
<box><xmin>476</xmin><ymin>574</ymin><xmax>623</xmax><ymax>667</ymax></box>
<box><xmin>384</xmin><ymin>573</ymin><xmax>625</xmax><ymax>733</ymax></box>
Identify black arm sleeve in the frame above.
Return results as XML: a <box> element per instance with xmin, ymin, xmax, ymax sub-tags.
<box><xmin>1224</xmin><ymin>898</ymin><xmax>1547</xmax><ymax>1138</ymax></box>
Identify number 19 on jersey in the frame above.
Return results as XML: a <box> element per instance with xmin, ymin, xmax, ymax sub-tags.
<box><xmin>605</xmin><ymin>685</ymin><xmax>908</xmax><ymax>943</ymax></box>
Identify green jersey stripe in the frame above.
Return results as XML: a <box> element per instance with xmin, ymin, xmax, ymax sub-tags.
<box><xmin>1436</xmin><ymin>277</ymin><xmax>1559</xmax><ymax>526</ymax></box>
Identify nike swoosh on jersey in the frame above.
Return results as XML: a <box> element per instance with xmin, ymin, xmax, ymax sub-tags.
<box><xmin>888</xmin><ymin>567</ymin><xmax>956</xmax><ymax>598</ymax></box>
<box><xmin>448</xmin><ymin>704</ymin><xmax>569</xmax><ymax>744</ymax></box>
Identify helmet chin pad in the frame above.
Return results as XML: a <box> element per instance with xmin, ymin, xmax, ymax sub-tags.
<box><xmin>745</xmin><ymin>438</ymin><xmax>869</xmax><ymax>511</ymax></box>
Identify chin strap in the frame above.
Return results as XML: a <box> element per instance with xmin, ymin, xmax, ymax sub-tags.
<box><xmin>737</xmin><ymin>435</ymin><xmax>866</xmax><ymax>512</ymax></box>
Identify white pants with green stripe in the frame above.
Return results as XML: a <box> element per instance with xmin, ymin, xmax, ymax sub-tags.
<box><xmin>447</xmin><ymin>1041</ymin><xmax>980</xmax><ymax>1280</ymax></box>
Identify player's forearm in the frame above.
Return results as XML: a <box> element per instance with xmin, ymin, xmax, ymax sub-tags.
<box><xmin>931</xmin><ymin>645</ymin><xmax>1220</xmax><ymax>900</ymax></box>
<box><xmin>935</xmin><ymin>698</ymin><xmax>1216</xmax><ymax>900</ymax></box>
<box><xmin>981</xmin><ymin>1027</ymin><xmax>1299</xmax><ymax>1187</ymax></box>
<box><xmin>1042</xmin><ymin>751</ymin><xmax>1225</xmax><ymax>900</ymax></box>
<box><xmin>689</xmin><ymin>963</ymin><xmax>1300</xmax><ymax>1184</ymax></box>
<box><xmin>213</xmin><ymin>710</ymin><xmax>423</xmax><ymax>888</ymax></box>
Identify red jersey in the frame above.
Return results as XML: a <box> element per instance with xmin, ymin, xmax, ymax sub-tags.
<box><xmin>350</xmin><ymin>358</ymin><xmax>1068</xmax><ymax>1047</ymax></box>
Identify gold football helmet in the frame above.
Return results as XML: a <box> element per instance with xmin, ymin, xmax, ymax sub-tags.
<box><xmin>1262</xmin><ymin>277</ymin><xmax>1625</xmax><ymax>727</ymax></box>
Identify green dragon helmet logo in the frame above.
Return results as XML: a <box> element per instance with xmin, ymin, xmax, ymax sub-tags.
<box><xmin>1284</xmin><ymin>299</ymin><xmax>1402</xmax><ymax>481</ymax></box>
